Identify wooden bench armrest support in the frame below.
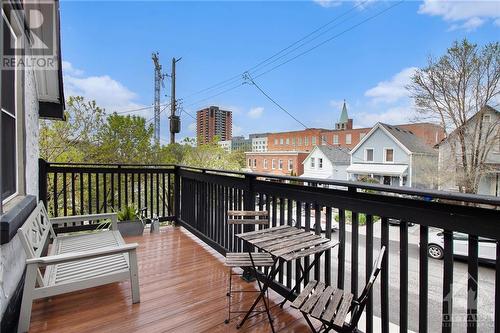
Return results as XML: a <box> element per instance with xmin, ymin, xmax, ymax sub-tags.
<box><xmin>50</xmin><ymin>213</ymin><xmax>118</xmax><ymax>230</ymax></box>
<box><xmin>26</xmin><ymin>243</ymin><xmax>138</xmax><ymax>266</ymax></box>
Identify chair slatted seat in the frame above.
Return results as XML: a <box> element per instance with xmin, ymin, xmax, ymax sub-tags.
<box><xmin>292</xmin><ymin>246</ymin><xmax>386</xmax><ymax>333</ymax></box>
<box><xmin>224</xmin><ymin>210</ymin><xmax>273</xmax><ymax>324</ymax></box>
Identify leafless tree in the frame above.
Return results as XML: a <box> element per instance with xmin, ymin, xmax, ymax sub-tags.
<box><xmin>408</xmin><ymin>39</ymin><xmax>500</xmax><ymax>194</ymax></box>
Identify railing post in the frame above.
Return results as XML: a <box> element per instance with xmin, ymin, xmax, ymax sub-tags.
<box><xmin>39</xmin><ymin>158</ymin><xmax>48</xmax><ymax>207</ymax></box>
<box><xmin>242</xmin><ymin>173</ymin><xmax>256</xmax><ymax>282</ymax></box>
<box><xmin>174</xmin><ymin>165</ymin><xmax>180</xmax><ymax>225</ymax></box>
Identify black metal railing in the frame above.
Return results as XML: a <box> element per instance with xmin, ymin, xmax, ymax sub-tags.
<box><xmin>39</xmin><ymin>159</ymin><xmax>500</xmax><ymax>333</ymax></box>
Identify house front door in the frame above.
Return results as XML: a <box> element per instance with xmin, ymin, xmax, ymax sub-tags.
<box><xmin>383</xmin><ymin>176</ymin><xmax>391</xmax><ymax>185</ymax></box>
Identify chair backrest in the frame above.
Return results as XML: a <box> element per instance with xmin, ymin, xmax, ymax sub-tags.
<box><xmin>227</xmin><ymin>210</ymin><xmax>269</xmax><ymax>225</ymax></box>
<box><xmin>348</xmin><ymin>246</ymin><xmax>386</xmax><ymax>327</ymax></box>
<box><xmin>17</xmin><ymin>201</ymin><xmax>56</xmax><ymax>287</ymax></box>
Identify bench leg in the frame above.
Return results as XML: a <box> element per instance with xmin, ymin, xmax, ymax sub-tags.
<box><xmin>129</xmin><ymin>249</ymin><xmax>140</xmax><ymax>303</ymax></box>
<box><xmin>18</xmin><ymin>264</ymin><xmax>37</xmax><ymax>333</ymax></box>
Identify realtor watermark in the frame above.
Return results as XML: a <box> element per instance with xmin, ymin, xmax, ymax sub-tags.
<box><xmin>2</xmin><ymin>0</ymin><xmax>58</xmax><ymax>70</ymax></box>
<box><xmin>442</xmin><ymin>273</ymin><xmax>494</xmax><ymax>329</ymax></box>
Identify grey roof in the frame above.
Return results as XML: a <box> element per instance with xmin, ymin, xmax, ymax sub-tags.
<box><xmin>379</xmin><ymin>123</ymin><xmax>436</xmax><ymax>154</ymax></box>
<box><xmin>316</xmin><ymin>145</ymin><xmax>351</xmax><ymax>164</ymax></box>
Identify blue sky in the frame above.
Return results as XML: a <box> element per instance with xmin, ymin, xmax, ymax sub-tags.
<box><xmin>60</xmin><ymin>1</ymin><xmax>500</xmax><ymax>143</ymax></box>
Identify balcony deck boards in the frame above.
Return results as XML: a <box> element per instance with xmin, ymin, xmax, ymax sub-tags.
<box><xmin>29</xmin><ymin>227</ymin><xmax>316</xmax><ymax>332</ymax></box>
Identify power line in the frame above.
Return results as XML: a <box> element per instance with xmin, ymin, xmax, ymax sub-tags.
<box><xmin>146</xmin><ymin>102</ymin><xmax>171</xmax><ymax>124</ymax></box>
<box><xmin>182</xmin><ymin>1</ymin><xmax>367</xmax><ymax>103</ymax></box>
<box><xmin>252</xmin><ymin>0</ymin><xmax>404</xmax><ymax>80</ymax></box>
<box><xmin>243</xmin><ymin>72</ymin><xmax>308</xmax><ymax>128</ymax></box>
<box><xmin>181</xmin><ymin>1</ymin><xmax>403</xmax><ymax>110</ymax></box>
<box><xmin>244</xmin><ymin>73</ymin><xmax>370</xmax><ymax>163</ymax></box>
<box><xmin>110</xmin><ymin>102</ymin><xmax>170</xmax><ymax>115</ymax></box>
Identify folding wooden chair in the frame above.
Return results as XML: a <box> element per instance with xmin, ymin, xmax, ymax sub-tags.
<box><xmin>292</xmin><ymin>246</ymin><xmax>386</xmax><ymax>333</ymax></box>
<box><xmin>224</xmin><ymin>210</ymin><xmax>273</xmax><ymax>324</ymax></box>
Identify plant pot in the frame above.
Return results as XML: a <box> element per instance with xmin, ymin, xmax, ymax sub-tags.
<box><xmin>117</xmin><ymin>220</ymin><xmax>144</xmax><ymax>237</ymax></box>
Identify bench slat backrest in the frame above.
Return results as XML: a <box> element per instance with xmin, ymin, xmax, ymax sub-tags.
<box><xmin>18</xmin><ymin>202</ymin><xmax>55</xmax><ymax>258</ymax></box>
<box><xmin>227</xmin><ymin>210</ymin><xmax>269</xmax><ymax>226</ymax></box>
<box><xmin>17</xmin><ymin>202</ymin><xmax>55</xmax><ymax>287</ymax></box>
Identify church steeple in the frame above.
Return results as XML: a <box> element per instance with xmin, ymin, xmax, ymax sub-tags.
<box><xmin>335</xmin><ymin>100</ymin><xmax>353</xmax><ymax>130</ymax></box>
<box><xmin>339</xmin><ymin>100</ymin><xmax>348</xmax><ymax>123</ymax></box>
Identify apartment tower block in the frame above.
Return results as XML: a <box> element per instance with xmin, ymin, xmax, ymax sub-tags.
<box><xmin>196</xmin><ymin>106</ymin><xmax>232</xmax><ymax>145</ymax></box>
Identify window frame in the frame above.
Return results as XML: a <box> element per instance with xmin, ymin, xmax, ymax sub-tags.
<box><xmin>278</xmin><ymin>159</ymin><xmax>283</xmax><ymax>170</ymax></box>
<box><xmin>384</xmin><ymin>148</ymin><xmax>394</xmax><ymax>163</ymax></box>
<box><xmin>346</xmin><ymin>133</ymin><xmax>351</xmax><ymax>145</ymax></box>
<box><xmin>310</xmin><ymin>157</ymin><xmax>315</xmax><ymax>168</ymax></box>
<box><xmin>272</xmin><ymin>159</ymin><xmax>276</xmax><ymax>169</ymax></box>
<box><xmin>365</xmin><ymin>148</ymin><xmax>374</xmax><ymax>162</ymax></box>
<box><xmin>333</xmin><ymin>134</ymin><xmax>339</xmax><ymax>145</ymax></box>
<box><xmin>288</xmin><ymin>159</ymin><xmax>293</xmax><ymax>171</ymax></box>
<box><xmin>263</xmin><ymin>159</ymin><xmax>268</xmax><ymax>169</ymax></box>
<box><xmin>1</xmin><ymin>11</ymin><xmax>23</xmax><ymax>205</ymax></box>
<box><xmin>319</xmin><ymin>158</ymin><xmax>323</xmax><ymax>169</ymax></box>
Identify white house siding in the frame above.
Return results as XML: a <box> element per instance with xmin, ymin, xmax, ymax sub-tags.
<box><xmin>0</xmin><ymin>61</ymin><xmax>40</xmax><ymax>317</ymax></box>
<box><xmin>479</xmin><ymin>174</ymin><xmax>500</xmax><ymax>196</ymax></box>
<box><xmin>351</xmin><ymin>128</ymin><xmax>409</xmax><ymax>165</ymax></box>
<box><xmin>411</xmin><ymin>153</ymin><xmax>438</xmax><ymax>189</ymax></box>
<box><xmin>302</xmin><ymin>149</ymin><xmax>349</xmax><ymax>181</ymax></box>
<box><xmin>438</xmin><ymin>108</ymin><xmax>500</xmax><ymax>196</ymax></box>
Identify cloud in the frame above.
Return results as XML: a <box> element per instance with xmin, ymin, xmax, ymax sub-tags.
<box><xmin>364</xmin><ymin>67</ymin><xmax>417</xmax><ymax>104</ymax></box>
<box><xmin>63</xmin><ymin>61</ymin><xmax>149</xmax><ymax>117</ymax></box>
<box><xmin>353</xmin><ymin>106</ymin><xmax>414</xmax><ymax>128</ymax></box>
<box><xmin>418</xmin><ymin>0</ymin><xmax>500</xmax><ymax>30</ymax></box>
<box><xmin>62</xmin><ymin>61</ymin><xmax>84</xmax><ymax>76</ymax></box>
<box><xmin>247</xmin><ymin>107</ymin><xmax>264</xmax><ymax>119</ymax></box>
<box><xmin>313</xmin><ymin>0</ymin><xmax>342</xmax><ymax>8</ymax></box>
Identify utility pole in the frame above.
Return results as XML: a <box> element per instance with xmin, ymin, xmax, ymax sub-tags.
<box><xmin>169</xmin><ymin>57</ymin><xmax>182</xmax><ymax>144</ymax></box>
<box><xmin>152</xmin><ymin>52</ymin><xmax>166</xmax><ymax>145</ymax></box>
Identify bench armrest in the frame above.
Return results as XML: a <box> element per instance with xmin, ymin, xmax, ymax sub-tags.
<box><xmin>26</xmin><ymin>243</ymin><xmax>138</xmax><ymax>266</ymax></box>
<box><xmin>50</xmin><ymin>213</ymin><xmax>118</xmax><ymax>230</ymax></box>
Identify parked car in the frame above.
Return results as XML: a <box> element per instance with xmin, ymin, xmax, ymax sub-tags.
<box><xmin>388</xmin><ymin>218</ymin><xmax>414</xmax><ymax>226</ymax></box>
<box><xmin>295</xmin><ymin>215</ymin><xmax>338</xmax><ymax>233</ymax></box>
<box><xmin>428</xmin><ymin>231</ymin><xmax>496</xmax><ymax>263</ymax></box>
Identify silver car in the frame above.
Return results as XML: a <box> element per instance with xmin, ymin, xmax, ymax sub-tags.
<box><xmin>428</xmin><ymin>231</ymin><xmax>496</xmax><ymax>263</ymax></box>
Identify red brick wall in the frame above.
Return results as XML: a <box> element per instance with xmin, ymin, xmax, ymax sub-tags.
<box><xmin>245</xmin><ymin>152</ymin><xmax>309</xmax><ymax>176</ymax></box>
<box><xmin>320</xmin><ymin>128</ymin><xmax>370</xmax><ymax>149</ymax></box>
<box><xmin>397</xmin><ymin>123</ymin><xmax>445</xmax><ymax>146</ymax></box>
<box><xmin>267</xmin><ymin>129</ymin><xmax>325</xmax><ymax>152</ymax></box>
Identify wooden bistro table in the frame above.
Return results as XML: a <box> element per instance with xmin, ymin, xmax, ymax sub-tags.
<box><xmin>235</xmin><ymin>225</ymin><xmax>339</xmax><ymax>332</ymax></box>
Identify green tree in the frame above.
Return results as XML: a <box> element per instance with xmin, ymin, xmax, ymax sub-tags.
<box><xmin>95</xmin><ymin>113</ymin><xmax>155</xmax><ymax>164</ymax></box>
<box><xmin>40</xmin><ymin>96</ymin><xmax>105</xmax><ymax>162</ymax></box>
<box><xmin>181</xmin><ymin>137</ymin><xmax>242</xmax><ymax>170</ymax></box>
<box><xmin>408</xmin><ymin>39</ymin><xmax>500</xmax><ymax>193</ymax></box>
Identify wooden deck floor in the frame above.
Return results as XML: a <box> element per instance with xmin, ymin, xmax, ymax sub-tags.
<box><xmin>29</xmin><ymin>227</ymin><xmax>317</xmax><ymax>333</ymax></box>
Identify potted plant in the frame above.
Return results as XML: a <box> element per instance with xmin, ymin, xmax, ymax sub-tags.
<box><xmin>116</xmin><ymin>206</ymin><xmax>144</xmax><ymax>236</ymax></box>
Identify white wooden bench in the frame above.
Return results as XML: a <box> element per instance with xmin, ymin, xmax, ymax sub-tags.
<box><xmin>17</xmin><ymin>202</ymin><xmax>140</xmax><ymax>333</ymax></box>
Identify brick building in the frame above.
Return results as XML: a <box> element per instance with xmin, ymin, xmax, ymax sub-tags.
<box><xmin>245</xmin><ymin>151</ymin><xmax>309</xmax><ymax>176</ymax></box>
<box><xmin>264</xmin><ymin>103</ymin><xmax>444</xmax><ymax>152</ymax></box>
<box><xmin>196</xmin><ymin>106</ymin><xmax>232</xmax><ymax>145</ymax></box>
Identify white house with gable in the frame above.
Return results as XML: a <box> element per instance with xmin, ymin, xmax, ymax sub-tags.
<box><xmin>301</xmin><ymin>145</ymin><xmax>350</xmax><ymax>180</ymax></box>
<box><xmin>346</xmin><ymin>123</ymin><xmax>438</xmax><ymax>189</ymax></box>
